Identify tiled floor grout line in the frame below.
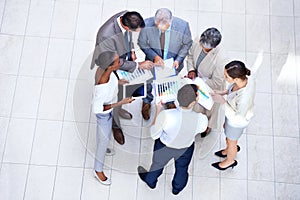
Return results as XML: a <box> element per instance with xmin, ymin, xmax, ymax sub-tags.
<box><xmin>293</xmin><ymin>0</ymin><xmax>300</xmax><ymax>143</ymax></box>
<box><xmin>79</xmin><ymin>110</ymin><xmax>93</xmax><ymax>199</ymax></box>
<box><xmin>219</xmin><ymin>1</ymin><xmax>224</xmax><ymax>199</ymax></box>
<box><xmin>21</xmin><ymin>2</ymin><xmax>61</xmax><ymax>200</ymax></box>
<box><xmin>31</xmin><ymin>1</ymin><xmax>66</xmax><ymax>199</ymax></box>
<box><xmin>243</xmin><ymin>0</ymin><xmax>249</xmax><ymax>198</ymax></box>
<box><xmin>268</xmin><ymin>0</ymin><xmax>277</xmax><ymax>198</ymax></box>
<box><xmin>0</xmin><ymin>0</ymin><xmax>7</xmax><ymax>33</ymax></box>
<box><xmin>18</xmin><ymin>0</ymin><xmax>48</xmax><ymax>199</ymax></box>
<box><xmin>50</xmin><ymin>0</ymin><xmax>83</xmax><ymax>197</ymax></box>
<box><xmin>73</xmin><ymin>0</ymin><xmax>95</xmax><ymax>199</ymax></box>
<box><xmin>0</xmin><ymin>0</ymin><xmax>30</xmax><ymax>181</ymax></box>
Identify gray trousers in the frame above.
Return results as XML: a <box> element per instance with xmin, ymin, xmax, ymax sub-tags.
<box><xmin>94</xmin><ymin>112</ymin><xmax>112</xmax><ymax>172</ymax></box>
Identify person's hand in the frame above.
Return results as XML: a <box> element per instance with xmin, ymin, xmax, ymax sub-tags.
<box><xmin>138</xmin><ymin>60</ymin><xmax>154</xmax><ymax>70</ymax></box>
<box><xmin>154</xmin><ymin>55</ymin><xmax>164</xmax><ymax>67</ymax></box>
<box><xmin>173</xmin><ymin>60</ymin><xmax>179</xmax><ymax>69</ymax></box>
<box><xmin>213</xmin><ymin>89</ymin><xmax>228</xmax><ymax>95</ymax></box>
<box><xmin>210</xmin><ymin>92</ymin><xmax>226</xmax><ymax>104</ymax></box>
<box><xmin>155</xmin><ymin>100</ymin><xmax>164</xmax><ymax>113</ymax></box>
<box><xmin>118</xmin><ymin>79</ymin><xmax>129</xmax><ymax>85</ymax></box>
<box><xmin>119</xmin><ymin>97</ymin><xmax>134</xmax><ymax>105</ymax></box>
<box><xmin>131</xmin><ymin>51</ymin><xmax>137</xmax><ymax>61</ymax></box>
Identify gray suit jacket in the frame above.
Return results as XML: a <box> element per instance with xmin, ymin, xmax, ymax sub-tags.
<box><xmin>137</xmin><ymin>17</ymin><xmax>192</xmax><ymax>73</ymax></box>
<box><xmin>90</xmin><ymin>11</ymin><xmax>136</xmax><ymax>72</ymax></box>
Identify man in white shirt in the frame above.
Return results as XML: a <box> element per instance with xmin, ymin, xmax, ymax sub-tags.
<box><xmin>137</xmin><ymin>84</ymin><xmax>208</xmax><ymax>195</ymax></box>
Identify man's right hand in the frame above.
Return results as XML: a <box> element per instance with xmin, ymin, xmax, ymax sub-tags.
<box><xmin>154</xmin><ymin>55</ymin><xmax>164</xmax><ymax>67</ymax></box>
<box><xmin>138</xmin><ymin>60</ymin><xmax>154</xmax><ymax>70</ymax></box>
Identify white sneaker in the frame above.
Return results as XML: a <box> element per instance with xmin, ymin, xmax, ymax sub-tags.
<box><xmin>105</xmin><ymin>148</ymin><xmax>115</xmax><ymax>156</ymax></box>
<box><xmin>93</xmin><ymin>170</ymin><xmax>111</xmax><ymax>185</ymax></box>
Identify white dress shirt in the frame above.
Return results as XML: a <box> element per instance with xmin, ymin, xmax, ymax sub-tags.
<box><xmin>93</xmin><ymin>72</ymin><xmax>118</xmax><ymax>114</ymax></box>
<box><xmin>150</xmin><ymin>107</ymin><xmax>208</xmax><ymax>149</ymax></box>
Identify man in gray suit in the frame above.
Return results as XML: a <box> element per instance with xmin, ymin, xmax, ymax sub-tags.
<box><xmin>91</xmin><ymin>11</ymin><xmax>154</xmax><ymax>145</ymax></box>
<box><xmin>138</xmin><ymin>8</ymin><xmax>193</xmax><ymax>120</ymax></box>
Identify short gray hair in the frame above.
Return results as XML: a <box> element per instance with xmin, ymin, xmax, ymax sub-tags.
<box><xmin>154</xmin><ymin>8</ymin><xmax>172</xmax><ymax>26</ymax></box>
<box><xmin>199</xmin><ymin>28</ymin><xmax>222</xmax><ymax>49</ymax></box>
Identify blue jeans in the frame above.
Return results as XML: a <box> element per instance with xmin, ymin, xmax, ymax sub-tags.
<box><xmin>144</xmin><ymin>139</ymin><xmax>194</xmax><ymax>192</ymax></box>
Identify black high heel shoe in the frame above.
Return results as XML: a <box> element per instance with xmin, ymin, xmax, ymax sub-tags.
<box><xmin>214</xmin><ymin>145</ymin><xmax>241</xmax><ymax>158</ymax></box>
<box><xmin>211</xmin><ymin>160</ymin><xmax>238</xmax><ymax>170</ymax></box>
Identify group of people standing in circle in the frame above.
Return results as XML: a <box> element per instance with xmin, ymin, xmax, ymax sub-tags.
<box><xmin>91</xmin><ymin>8</ymin><xmax>255</xmax><ymax>195</ymax></box>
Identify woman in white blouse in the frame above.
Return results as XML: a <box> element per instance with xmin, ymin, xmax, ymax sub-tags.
<box><xmin>93</xmin><ymin>51</ymin><xmax>134</xmax><ymax>185</ymax></box>
<box><xmin>210</xmin><ymin>60</ymin><xmax>255</xmax><ymax>170</ymax></box>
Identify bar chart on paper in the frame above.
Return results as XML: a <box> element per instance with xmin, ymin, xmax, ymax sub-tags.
<box><xmin>117</xmin><ymin>68</ymin><xmax>153</xmax><ymax>84</ymax></box>
<box><xmin>153</xmin><ymin>76</ymin><xmax>179</xmax><ymax>103</ymax></box>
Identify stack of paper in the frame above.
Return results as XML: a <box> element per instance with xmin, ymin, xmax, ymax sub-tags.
<box><xmin>153</xmin><ymin>58</ymin><xmax>176</xmax><ymax>80</ymax></box>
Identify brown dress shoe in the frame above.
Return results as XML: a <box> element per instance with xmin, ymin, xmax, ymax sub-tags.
<box><xmin>112</xmin><ymin>128</ymin><xmax>125</xmax><ymax>145</ymax></box>
<box><xmin>165</xmin><ymin>102</ymin><xmax>176</xmax><ymax>109</ymax></box>
<box><xmin>118</xmin><ymin>108</ymin><xmax>132</xmax><ymax>119</ymax></box>
<box><xmin>141</xmin><ymin>102</ymin><xmax>151</xmax><ymax>120</ymax></box>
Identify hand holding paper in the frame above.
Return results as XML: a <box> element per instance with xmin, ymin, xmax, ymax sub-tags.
<box><xmin>154</xmin><ymin>58</ymin><xmax>176</xmax><ymax>80</ymax></box>
<box><xmin>210</xmin><ymin>92</ymin><xmax>226</xmax><ymax>104</ymax></box>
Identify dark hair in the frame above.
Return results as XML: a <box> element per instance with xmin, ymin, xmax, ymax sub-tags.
<box><xmin>199</xmin><ymin>27</ymin><xmax>222</xmax><ymax>49</ymax></box>
<box><xmin>225</xmin><ymin>60</ymin><xmax>251</xmax><ymax>80</ymax></box>
<box><xmin>177</xmin><ymin>84</ymin><xmax>198</xmax><ymax>107</ymax></box>
<box><xmin>190</xmin><ymin>84</ymin><xmax>198</xmax><ymax>94</ymax></box>
<box><xmin>121</xmin><ymin>11</ymin><xmax>145</xmax><ymax>30</ymax></box>
<box><xmin>95</xmin><ymin>51</ymin><xmax>116</xmax><ymax>70</ymax></box>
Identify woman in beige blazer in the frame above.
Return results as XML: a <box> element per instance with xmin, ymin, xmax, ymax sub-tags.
<box><xmin>186</xmin><ymin>28</ymin><xmax>227</xmax><ymax>137</ymax></box>
<box><xmin>210</xmin><ymin>60</ymin><xmax>255</xmax><ymax>170</ymax></box>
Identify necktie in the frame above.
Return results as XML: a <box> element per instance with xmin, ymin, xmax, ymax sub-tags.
<box><xmin>160</xmin><ymin>31</ymin><xmax>165</xmax><ymax>58</ymax></box>
<box><xmin>124</xmin><ymin>31</ymin><xmax>131</xmax><ymax>60</ymax></box>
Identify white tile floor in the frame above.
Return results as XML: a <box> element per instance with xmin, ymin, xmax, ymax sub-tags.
<box><xmin>0</xmin><ymin>0</ymin><xmax>300</xmax><ymax>199</ymax></box>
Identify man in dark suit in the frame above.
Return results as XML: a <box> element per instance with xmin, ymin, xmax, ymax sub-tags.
<box><xmin>137</xmin><ymin>8</ymin><xmax>193</xmax><ymax>120</ymax></box>
<box><xmin>91</xmin><ymin>11</ymin><xmax>154</xmax><ymax>145</ymax></box>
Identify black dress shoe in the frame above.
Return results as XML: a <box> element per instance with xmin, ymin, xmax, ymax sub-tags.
<box><xmin>200</xmin><ymin>127</ymin><xmax>211</xmax><ymax>138</ymax></box>
<box><xmin>112</xmin><ymin>128</ymin><xmax>125</xmax><ymax>145</ymax></box>
<box><xmin>214</xmin><ymin>145</ymin><xmax>241</xmax><ymax>158</ymax></box>
<box><xmin>211</xmin><ymin>160</ymin><xmax>238</xmax><ymax>170</ymax></box>
<box><xmin>137</xmin><ymin>166</ymin><xmax>155</xmax><ymax>189</ymax></box>
<box><xmin>172</xmin><ymin>188</ymin><xmax>180</xmax><ymax>195</ymax></box>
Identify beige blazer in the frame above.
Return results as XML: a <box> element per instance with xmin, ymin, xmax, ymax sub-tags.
<box><xmin>186</xmin><ymin>37</ymin><xmax>227</xmax><ymax>91</ymax></box>
<box><xmin>186</xmin><ymin>37</ymin><xmax>227</xmax><ymax>130</ymax></box>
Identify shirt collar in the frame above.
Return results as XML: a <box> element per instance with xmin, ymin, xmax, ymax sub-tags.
<box><xmin>179</xmin><ymin>106</ymin><xmax>193</xmax><ymax>112</ymax></box>
<box><xmin>117</xmin><ymin>16</ymin><xmax>127</xmax><ymax>34</ymax></box>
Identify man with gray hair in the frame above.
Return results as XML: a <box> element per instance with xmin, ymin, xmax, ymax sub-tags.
<box><xmin>186</xmin><ymin>27</ymin><xmax>227</xmax><ymax>138</ymax></box>
<box><xmin>138</xmin><ymin>8</ymin><xmax>193</xmax><ymax>120</ymax></box>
